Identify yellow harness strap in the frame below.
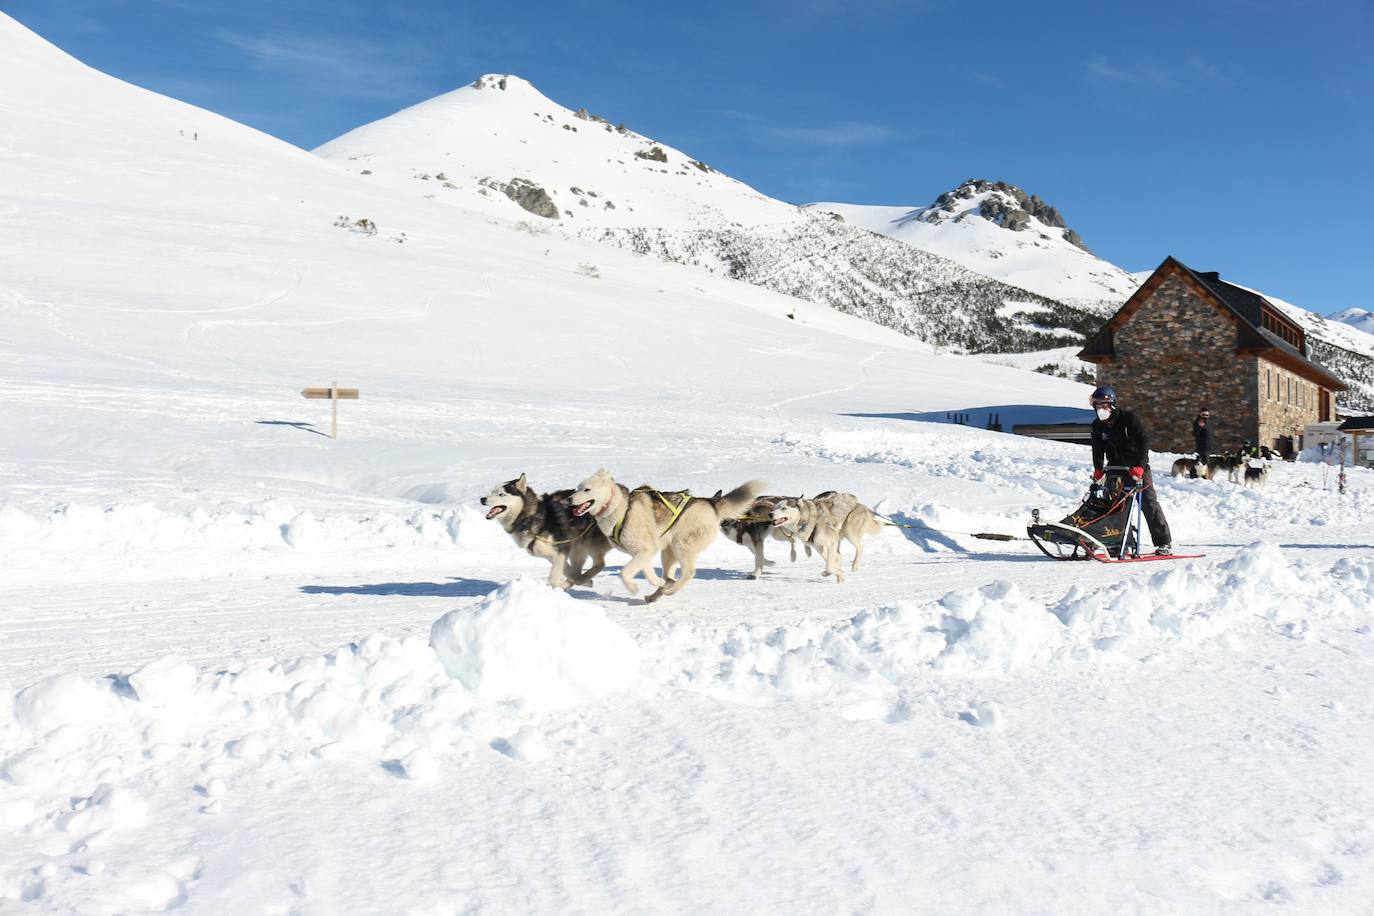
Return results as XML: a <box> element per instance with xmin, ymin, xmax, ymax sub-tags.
<box><xmin>610</xmin><ymin>489</ymin><xmax>691</xmax><ymax>549</ymax></box>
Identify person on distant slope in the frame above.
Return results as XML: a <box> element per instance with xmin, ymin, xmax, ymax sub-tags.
<box><xmin>1192</xmin><ymin>408</ymin><xmax>1213</xmax><ymax>476</ymax></box>
<box><xmin>1089</xmin><ymin>386</ymin><xmax>1173</xmax><ymax>555</ymax></box>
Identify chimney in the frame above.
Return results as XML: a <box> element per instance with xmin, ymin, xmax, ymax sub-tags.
<box><xmin>1199</xmin><ymin>271</ymin><xmax>1220</xmax><ymax>282</ymax></box>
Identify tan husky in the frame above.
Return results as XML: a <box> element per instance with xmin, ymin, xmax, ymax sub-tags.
<box><xmin>768</xmin><ymin>491</ymin><xmax>884</xmax><ymax>582</ymax></box>
<box><xmin>569</xmin><ymin>469</ymin><xmax>765</xmax><ymax>602</ymax></box>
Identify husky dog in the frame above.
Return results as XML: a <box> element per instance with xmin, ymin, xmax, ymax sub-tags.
<box><xmin>480</xmin><ymin>474</ymin><xmax>611</xmax><ymax>589</ymax></box>
<box><xmin>1170</xmin><ymin>457</ymin><xmax>1207</xmax><ymax>479</ymax></box>
<box><xmin>1207</xmin><ymin>453</ymin><xmax>1243</xmax><ymax>484</ymax></box>
<box><xmin>1243</xmin><ymin>461</ymin><xmax>1271</xmax><ymax>488</ymax></box>
<box><xmin>569</xmin><ymin>469</ymin><xmax>765</xmax><ymax>602</ymax></box>
<box><xmin>719</xmin><ymin>495</ymin><xmax>810</xmax><ymax>579</ymax></box>
<box><xmin>768</xmin><ymin>492</ymin><xmax>884</xmax><ymax>583</ymax></box>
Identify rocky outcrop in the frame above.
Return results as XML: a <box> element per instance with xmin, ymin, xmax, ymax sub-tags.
<box><xmin>479</xmin><ymin>177</ymin><xmax>559</xmax><ymax>219</ymax></box>
<box><xmin>928</xmin><ymin>179</ymin><xmax>1092</xmax><ymax>252</ymax></box>
<box><xmin>634</xmin><ymin>145</ymin><xmax>668</xmax><ymax>163</ymax></box>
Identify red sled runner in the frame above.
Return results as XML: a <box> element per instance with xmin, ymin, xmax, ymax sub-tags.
<box><xmin>1027</xmin><ymin>467</ymin><xmax>1203</xmax><ymax>563</ymax></box>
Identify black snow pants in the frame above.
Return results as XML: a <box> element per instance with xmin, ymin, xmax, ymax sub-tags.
<box><xmin>1139</xmin><ymin>467</ymin><xmax>1171</xmax><ymax>548</ymax></box>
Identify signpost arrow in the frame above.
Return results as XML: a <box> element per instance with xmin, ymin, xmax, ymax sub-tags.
<box><xmin>301</xmin><ymin>382</ymin><xmax>359</xmax><ymax>439</ymax></box>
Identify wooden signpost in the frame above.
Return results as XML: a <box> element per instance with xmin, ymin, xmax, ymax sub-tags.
<box><xmin>301</xmin><ymin>382</ymin><xmax>359</xmax><ymax>439</ymax></box>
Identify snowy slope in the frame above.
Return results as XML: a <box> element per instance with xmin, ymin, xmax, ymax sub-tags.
<box><xmin>314</xmin><ymin>74</ymin><xmax>799</xmax><ymax>230</ymax></box>
<box><xmin>4</xmin><ymin>13</ymin><xmax>1374</xmax><ymax>914</ymax></box>
<box><xmin>809</xmin><ymin>179</ymin><xmax>1142</xmax><ymax>309</ymax></box>
<box><xmin>314</xmin><ymin>82</ymin><xmax>1118</xmax><ymax>354</ymax></box>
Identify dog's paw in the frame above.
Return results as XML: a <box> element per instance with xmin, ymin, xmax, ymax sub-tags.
<box><xmin>644</xmin><ymin>589</ymin><xmax>665</xmax><ymax>604</ymax></box>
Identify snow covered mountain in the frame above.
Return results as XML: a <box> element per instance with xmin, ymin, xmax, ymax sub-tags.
<box><xmin>315</xmin><ymin>81</ymin><xmax>1374</xmax><ymax>404</ymax></box>
<box><xmin>315</xmin><ymin>79</ymin><xmax>1112</xmax><ymax>354</ymax></box>
<box><xmin>1332</xmin><ymin>307</ymin><xmax>1374</xmax><ymax>336</ymax></box>
<box><xmin>0</xmin><ymin>10</ymin><xmax>1091</xmax><ymax>477</ymax></box>
<box><xmin>315</xmin><ymin>73</ymin><xmax>799</xmax><ymax>231</ymax></box>
<box><xmin>809</xmin><ymin>179</ymin><xmax>1141</xmax><ymax>310</ymax></box>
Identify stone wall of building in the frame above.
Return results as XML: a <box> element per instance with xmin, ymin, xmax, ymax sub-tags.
<box><xmin>1094</xmin><ymin>272</ymin><xmax>1258</xmax><ymax>456</ymax></box>
<box><xmin>1257</xmin><ymin>358</ymin><xmax>1324</xmax><ymax>454</ymax></box>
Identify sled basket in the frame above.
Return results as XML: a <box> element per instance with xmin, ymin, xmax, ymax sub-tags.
<box><xmin>1027</xmin><ymin>468</ymin><xmax>1143</xmax><ymax>561</ymax></box>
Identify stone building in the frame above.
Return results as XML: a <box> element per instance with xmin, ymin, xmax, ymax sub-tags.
<box><xmin>1079</xmin><ymin>256</ymin><xmax>1346</xmax><ymax>456</ymax></box>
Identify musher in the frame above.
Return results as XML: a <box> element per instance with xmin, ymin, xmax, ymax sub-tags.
<box><xmin>1089</xmin><ymin>385</ymin><xmax>1173</xmax><ymax>556</ymax></box>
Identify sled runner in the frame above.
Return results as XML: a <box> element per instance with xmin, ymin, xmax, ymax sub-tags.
<box><xmin>1027</xmin><ymin>467</ymin><xmax>1202</xmax><ymax>563</ymax></box>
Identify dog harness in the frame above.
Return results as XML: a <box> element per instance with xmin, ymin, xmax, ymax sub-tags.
<box><xmin>607</xmin><ymin>487</ymin><xmax>692</xmax><ymax>550</ymax></box>
<box><xmin>522</xmin><ymin>524</ymin><xmax>593</xmax><ymax>554</ymax></box>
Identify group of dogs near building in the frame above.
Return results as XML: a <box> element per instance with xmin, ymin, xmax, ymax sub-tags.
<box><xmin>1170</xmin><ymin>446</ymin><xmax>1278</xmax><ymax>487</ymax></box>
<box><xmin>480</xmin><ymin>469</ymin><xmax>888</xmax><ymax>602</ymax></box>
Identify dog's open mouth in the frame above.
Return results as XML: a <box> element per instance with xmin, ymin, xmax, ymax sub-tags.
<box><xmin>771</xmin><ymin>517</ymin><xmax>789</xmax><ymax>527</ymax></box>
<box><xmin>485</xmin><ymin>505</ymin><xmax>506</xmax><ymax>520</ymax></box>
<box><xmin>571</xmin><ymin>499</ymin><xmax>595</xmax><ymax>517</ymax></box>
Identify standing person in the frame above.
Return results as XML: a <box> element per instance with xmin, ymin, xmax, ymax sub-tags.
<box><xmin>1089</xmin><ymin>386</ymin><xmax>1173</xmax><ymax>555</ymax></box>
<box><xmin>1192</xmin><ymin>408</ymin><xmax>1213</xmax><ymax>479</ymax></box>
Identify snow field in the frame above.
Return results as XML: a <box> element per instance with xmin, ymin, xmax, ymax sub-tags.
<box><xmin>3</xmin><ymin>543</ymin><xmax>1373</xmax><ymax>910</ymax></box>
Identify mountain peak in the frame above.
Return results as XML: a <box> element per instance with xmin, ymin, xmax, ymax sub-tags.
<box><xmin>469</xmin><ymin>73</ymin><xmax>536</xmax><ymax>93</ymax></box>
<box><xmin>920</xmin><ymin>179</ymin><xmax>1091</xmax><ymax>253</ymax></box>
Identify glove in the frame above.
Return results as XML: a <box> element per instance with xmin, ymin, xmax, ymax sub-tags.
<box><xmin>1130</xmin><ymin>466</ymin><xmax>1145</xmax><ymax>480</ymax></box>
<box><xmin>1092</xmin><ymin>468</ymin><xmax>1104</xmax><ymax>481</ymax></box>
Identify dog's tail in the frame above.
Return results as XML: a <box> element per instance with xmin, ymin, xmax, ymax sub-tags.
<box><xmin>870</xmin><ymin>507</ymin><xmax>898</xmax><ymax>526</ymax></box>
<box><xmin>711</xmin><ymin>480</ymin><xmax>768</xmax><ymax>520</ymax></box>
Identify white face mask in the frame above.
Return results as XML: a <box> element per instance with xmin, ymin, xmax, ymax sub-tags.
<box><xmin>1096</xmin><ymin>407</ymin><xmax>1113</xmax><ymax>421</ymax></box>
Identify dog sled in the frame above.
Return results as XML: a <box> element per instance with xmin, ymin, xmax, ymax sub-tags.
<box><xmin>1027</xmin><ymin>467</ymin><xmax>1202</xmax><ymax>563</ymax></box>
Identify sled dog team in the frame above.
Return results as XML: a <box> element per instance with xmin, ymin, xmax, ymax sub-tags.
<box><xmin>480</xmin><ymin>469</ymin><xmax>886</xmax><ymax>602</ymax></box>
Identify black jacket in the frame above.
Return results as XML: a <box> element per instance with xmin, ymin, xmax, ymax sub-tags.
<box><xmin>1092</xmin><ymin>408</ymin><xmax>1151</xmax><ymax>470</ymax></box>
<box><xmin>1192</xmin><ymin>419</ymin><xmax>1212</xmax><ymax>455</ymax></box>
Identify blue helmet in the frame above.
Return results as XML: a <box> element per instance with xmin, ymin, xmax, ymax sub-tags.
<box><xmin>1090</xmin><ymin>385</ymin><xmax>1117</xmax><ymax>407</ymax></box>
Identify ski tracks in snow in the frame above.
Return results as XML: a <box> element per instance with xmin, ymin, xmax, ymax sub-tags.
<box><xmin>765</xmin><ymin>349</ymin><xmax>884</xmax><ymax>411</ymax></box>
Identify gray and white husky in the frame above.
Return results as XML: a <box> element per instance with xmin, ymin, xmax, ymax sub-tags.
<box><xmin>720</xmin><ymin>495</ymin><xmax>810</xmax><ymax>579</ymax></box>
<box><xmin>768</xmin><ymin>491</ymin><xmax>884</xmax><ymax>582</ymax></box>
<box><xmin>569</xmin><ymin>469</ymin><xmax>765</xmax><ymax>602</ymax></box>
<box><xmin>480</xmin><ymin>474</ymin><xmax>611</xmax><ymax>589</ymax></box>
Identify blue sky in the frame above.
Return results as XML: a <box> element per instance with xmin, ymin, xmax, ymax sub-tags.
<box><xmin>6</xmin><ymin>0</ymin><xmax>1372</xmax><ymax>312</ymax></box>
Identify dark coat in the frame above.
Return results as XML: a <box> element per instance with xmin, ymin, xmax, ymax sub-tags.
<box><xmin>1192</xmin><ymin>419</ymin><xmax>1212</xmax><ymax>456</ymax></box>
<box><xmin>1092</xmin><ymin>408</ymin><xmax>1152</xmax><ymax>469</ymax></box>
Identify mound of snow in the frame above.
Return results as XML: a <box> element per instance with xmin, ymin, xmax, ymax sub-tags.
<box><xmin>12</xmin><ymin>674</ymin><xmax>120</xmax><ymax>734</ymax></box>
<box><xmin>642</xmin><ymin>545</ymin><xmax>1359</xmax><ymax>717</ymax></box>
<box><xmin>430</xmin><ymin>579</ymin><xmax>640</xmax><ymax>709</ymax></box>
